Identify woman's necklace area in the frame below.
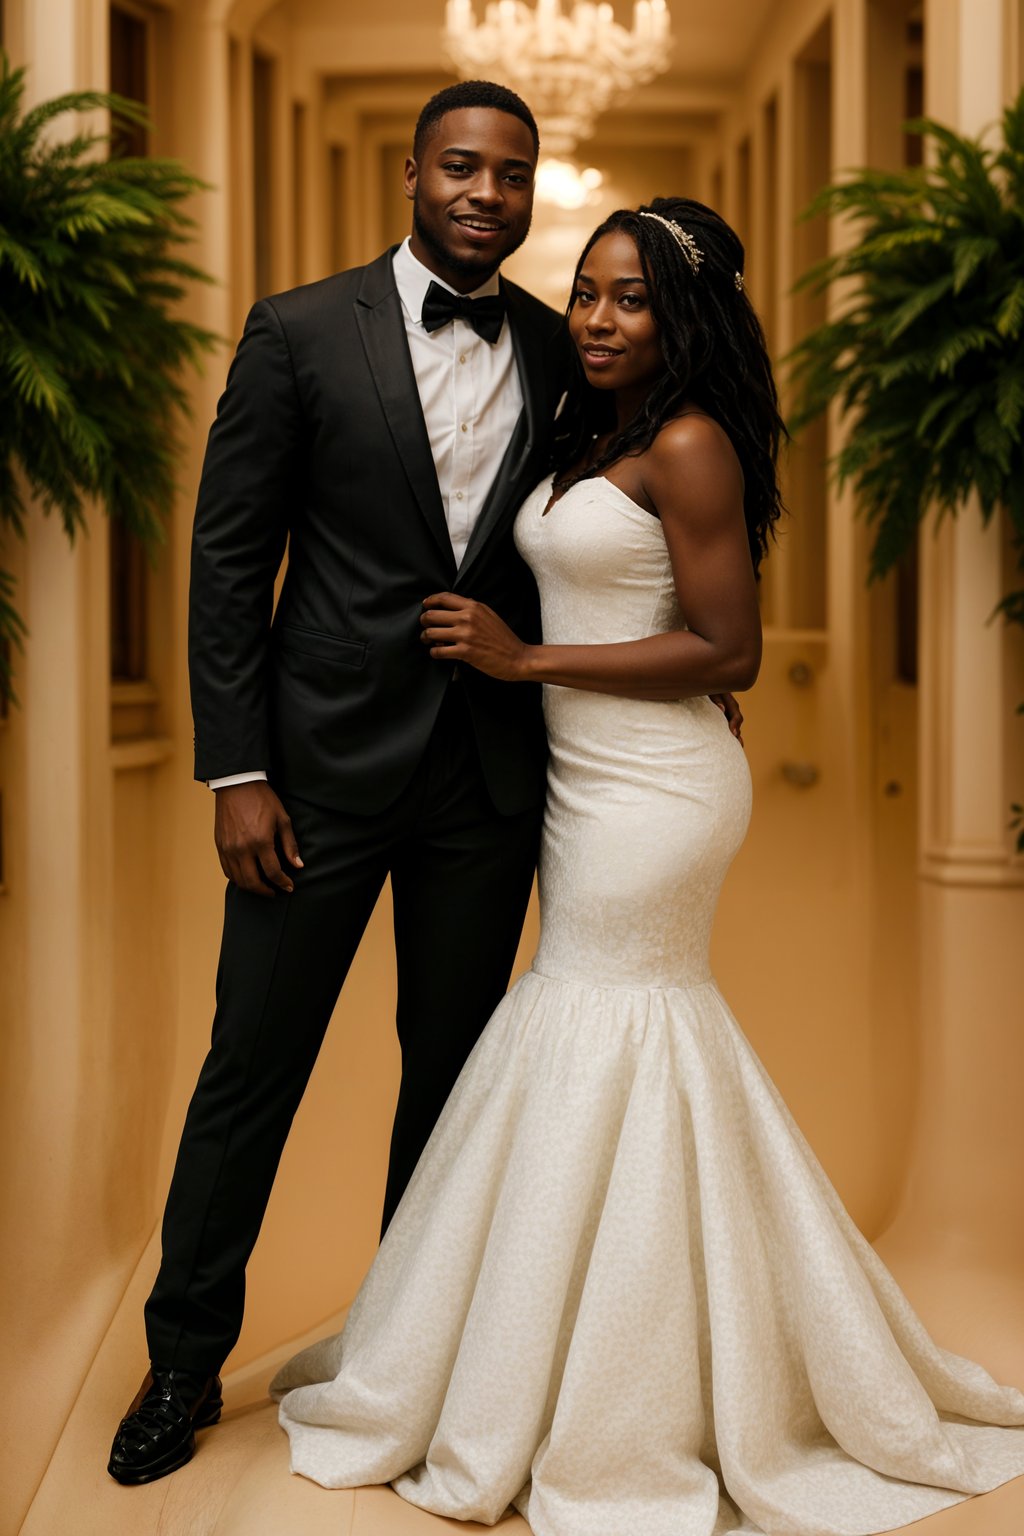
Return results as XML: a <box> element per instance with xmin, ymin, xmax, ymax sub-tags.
<box><xmin>557</xmin><ymin>432</ymin><xmax>609</xmax><ymax>490</ymax></box>
<box><xmin>545</xmin><ymin>433</ymin><xmax>611</xmax><ymax>516</ymax></box>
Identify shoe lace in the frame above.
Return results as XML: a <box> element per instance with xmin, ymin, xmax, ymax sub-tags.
<box><xmin>120</xmin><ymin>1386</ymin><xmax>186</xmax><ymax>1446</ymax></box>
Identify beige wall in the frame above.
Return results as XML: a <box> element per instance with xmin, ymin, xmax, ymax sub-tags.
<box><xmin>2</xmin><ymin>0</ymin><xmax>1024</xmax><ymax>1531</ymax></box>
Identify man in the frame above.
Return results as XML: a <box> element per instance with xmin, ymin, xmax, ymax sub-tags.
<box><xmin>108</xmin><ymin>78</ymin><xmax>571</xmax><ymax>1486</ymax></box>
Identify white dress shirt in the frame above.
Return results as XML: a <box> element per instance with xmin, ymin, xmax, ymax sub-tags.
<box><xmin>392</xmin><ymin>236</ymin><xmax>523</xmax><ymax>565</ymax></box>
<box><xmin>209</xmin><ymin>238</ymin><xmax>524</xmax><ymax>790</ymax></box>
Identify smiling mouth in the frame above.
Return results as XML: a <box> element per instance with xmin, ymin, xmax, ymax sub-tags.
<box><xmin>453</xmin><ymin>215</ymin><xmax>507</xmax><ymax>233</ymax></box>
<box><xmin>582</xmin><ymin>344</ymin><xmax>623</xmax><ymax>357</ymax></box>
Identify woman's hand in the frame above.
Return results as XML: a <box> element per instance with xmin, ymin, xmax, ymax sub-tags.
<box><xmin>421</xmin><ymin>593</ymin><xmax>531</xmax><ymax>682</ymax></box>
<box><xmin>710</xmin><ymin>692</ymin><xmax>744</xmax><ymax>746</ymax></box>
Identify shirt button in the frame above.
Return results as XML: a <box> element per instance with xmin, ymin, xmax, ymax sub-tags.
<box><xmin>459</xmin><ymin>354</ymin><xmax>467</xmax><ymax>364</ymax></box>
<box><xmin>456</xmin><ymin>491</ymin><xmax>464</xmax><ymax>501</ymax></box>
<box><xmin>461</xmin><ymin>423</ymin><xmax>469</xmax><ymax>433</ymax></box>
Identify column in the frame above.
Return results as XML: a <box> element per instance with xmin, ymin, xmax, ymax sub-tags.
<box><xmin>4</xmin><ymin>0</ymin><xmax>118</xmax><ymax>1524</ymax></box>
<box><xmin>876</xmin><ymin>0</ymin><xmax>1024</xmax><ymax>1370</ymax></box>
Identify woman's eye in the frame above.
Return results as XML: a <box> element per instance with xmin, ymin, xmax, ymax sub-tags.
<box><xmin>620</xmin><ymin>293</ymin><xmax>644</xmax><ymax>308</ymax></box>
<box><xmin>574</xmin><ymin>290</ymin><xmax>594</xmax><ymax>305</ymax></box>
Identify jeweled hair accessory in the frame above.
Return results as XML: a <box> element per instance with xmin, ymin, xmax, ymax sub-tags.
<box><xmin>734</xmin><ymin>271</ymin><xmax>745</xmax><ymax>292</ymax></box>
<box><xmin>638</xmin><ymin>210</ymin><xmax>704</xmax><ymax>277</ymax></box>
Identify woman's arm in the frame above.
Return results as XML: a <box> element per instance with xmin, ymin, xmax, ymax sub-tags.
<box><xmin>422</xmin><ymin>415</ymin><xmax>762</xmax><ymax>701</ymax></box>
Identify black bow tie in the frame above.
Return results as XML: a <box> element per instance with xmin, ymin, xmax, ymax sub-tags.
<box><xmin>421</xmin><ymin>280</ymin><xmax>506</xmax><ymax>344</ymax></box>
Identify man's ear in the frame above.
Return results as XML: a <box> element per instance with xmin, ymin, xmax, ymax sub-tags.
<box><xmin>403</xmin><ymin>157</ymin><xmax>417</xmax><ymax>203</ymax></box>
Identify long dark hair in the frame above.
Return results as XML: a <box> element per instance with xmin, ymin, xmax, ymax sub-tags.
<box><xmin>553</xmin><ymin>197</ymin><xmax>786</xmax><ymax>575</ymax></box>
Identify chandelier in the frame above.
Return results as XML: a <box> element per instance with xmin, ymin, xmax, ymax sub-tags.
<box><xmin>443</xmin><ymin>0</ymin><xmax>674</xmax><ymax>158</ymax></box>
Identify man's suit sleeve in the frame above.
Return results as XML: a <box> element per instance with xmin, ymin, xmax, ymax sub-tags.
<box><xmin>189</xmin><ymin>299</ymin><xmax>300</xmax><ymax>784</ymax></box>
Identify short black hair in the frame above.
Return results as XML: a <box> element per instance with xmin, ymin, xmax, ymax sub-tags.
<box><xmin>413</xmin><ymin>80</ymin><xmax>539</xmax><ymax>161</ymax></box>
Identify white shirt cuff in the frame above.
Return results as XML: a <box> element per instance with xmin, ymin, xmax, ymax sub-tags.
<box><xmin>208</xmin><ymin>771</ymin><xmax>268</xmax><ymax>790</ymax></box>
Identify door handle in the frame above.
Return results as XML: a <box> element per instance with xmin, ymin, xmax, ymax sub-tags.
<box><xmin>781</xmin><ymin>761</ymin><xmax>820</xmax><ymax>788</ymax></box>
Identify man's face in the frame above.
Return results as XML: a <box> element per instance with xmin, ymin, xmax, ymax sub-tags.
<box><xmin>405</xmin><ymin>107</ymin><xmax>536</xmax><ymax>291</ymax></box>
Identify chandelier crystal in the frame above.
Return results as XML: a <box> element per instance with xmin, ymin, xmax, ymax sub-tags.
<box><xmin>535</xmin><ymin>157</ymin><xmax>604</xmax><ymax>209</ymax></box>
<box><xmin>443</xmin><ymin>0</ymin><xmax>673</xmax><ymax>157</ymax></box>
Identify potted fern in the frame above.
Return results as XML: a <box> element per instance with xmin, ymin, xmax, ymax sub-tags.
<box><xmin>0</xmin><ymin>53</ymin><xmax>216</xmax><ymax>701</ymax></box>
<box><xmin>788</xmin><ymin>91</ymin><xmax>1024</xmax><ymax>849</ymax></box>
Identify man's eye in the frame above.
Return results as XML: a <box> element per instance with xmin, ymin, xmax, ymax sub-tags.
<box><xmin>444</xmin><ymin>163</ymin><xmax>471</xmax><ymax>175</ymax></box>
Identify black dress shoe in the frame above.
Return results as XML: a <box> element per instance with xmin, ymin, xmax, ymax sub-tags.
<box><xmin>107</xmin><ymin>1366</ymin><xmax>222</xmax><ymax>1485</ymax></box>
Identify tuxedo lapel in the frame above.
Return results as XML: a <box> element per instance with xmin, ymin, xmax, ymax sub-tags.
<box><xmin>456</xmin><ymin>281</ymin><xmax>547</xmax><ymax>585</ymax></box>
<box><xmin>354</xmin><ymin>249</ymin><xmax>457</xmax><ymax>575</ymax></box>
<box><xmin>505</xmin><ymin>280</ymin><xmax>548</xmax><ymax>473</ymax></box>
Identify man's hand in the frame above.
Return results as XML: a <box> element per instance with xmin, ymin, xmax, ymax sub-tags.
<box><xmin>710</xmin><ymin>691</ymin><xmax>744</xmax><ymax>746</ymax></box>
<box><xmin>214</xmin><ymin>781</ymin><xmax>303</xmax><ymax>896</ymax></box>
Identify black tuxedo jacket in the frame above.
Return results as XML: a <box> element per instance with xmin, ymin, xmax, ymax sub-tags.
<box><xmin>189</xmin><ymin>247</ymin><xmax>572</xmax><ymax>815</ymax></box>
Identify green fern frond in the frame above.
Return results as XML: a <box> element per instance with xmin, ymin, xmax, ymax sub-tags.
<box><xmin>786</xmin><ymin>85</ymin><xmax>1024</xmax><ymax>730</ymax></box>
<box><xmin>951</xmin><ymin>235</ymin><xmax>1000</xmax><ymax>292</ymax></box>
<box><xmin>932</xmin><ymin>325</ymin><xmax>998</xmax><ymax>376</ymax></box>
<box><xmin>0</xmin><ymin>51</ymin><xmax>219</xmax><ymax>703</ymax></box>
<box><xmin>856</xmin><ymin>226</ymin><xmax>946</xmax><ymax>260</ymax></box>
<box><xmin>0</xmin><ymin>231</ymin><xmax>45</xmax><ymax>288</ymax></box>
<box><xmin>914</xmin><ymin>388</ymin><xmax>961</xmax><ymax>438</ymax></box>
<box><xmin>3</xmin><ymin>336</ymin><xmax>72</xmax><ymax>416</ymax></box>
<box><xmin>996</xmin><ymin>279</ymin><xmax>1024</xmax><ymax>338</ymax></box>
<box><xmin>996</xmin><ymin>370</ymin><xmax>1024</xmax><ymax>431</ymax></box>
<box><xmin>974</xmin><ymin>409</ymin><xmax>1013</xmax><ymax>472</ymax></box>
<box><xmin>882</xmin><ymin>274</ymin><xmax>956</xmax><ymax>341</ymax></box>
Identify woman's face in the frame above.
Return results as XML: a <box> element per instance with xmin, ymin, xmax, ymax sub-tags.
<box><xmin>569</xmin><ymin>230</ymin><xmax>665</xmax><ymax>397</ymax></box>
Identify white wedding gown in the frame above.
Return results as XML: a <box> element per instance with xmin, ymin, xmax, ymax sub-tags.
<box><xmin>272</xmin><ymin>474</ymin><xmax>1024</xmax><ymax>1535</ymax></box>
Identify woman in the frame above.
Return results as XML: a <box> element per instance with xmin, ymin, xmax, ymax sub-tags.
<box><xmin>272</xmin><ymin>200</ymin><xmax>1024</xmax><ymax>1535</ymax></box>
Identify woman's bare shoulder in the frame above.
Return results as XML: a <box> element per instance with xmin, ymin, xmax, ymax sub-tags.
<box><xmin>642</xmin><ymin>412</ymin><xmax>744</xmax><ymax>513</ymax></box>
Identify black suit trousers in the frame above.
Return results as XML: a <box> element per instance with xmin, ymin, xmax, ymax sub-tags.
<box><xmin>144</xmin><ymin>682</ymin><xmax>542</xmax><ymax>1374</ymax></box>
